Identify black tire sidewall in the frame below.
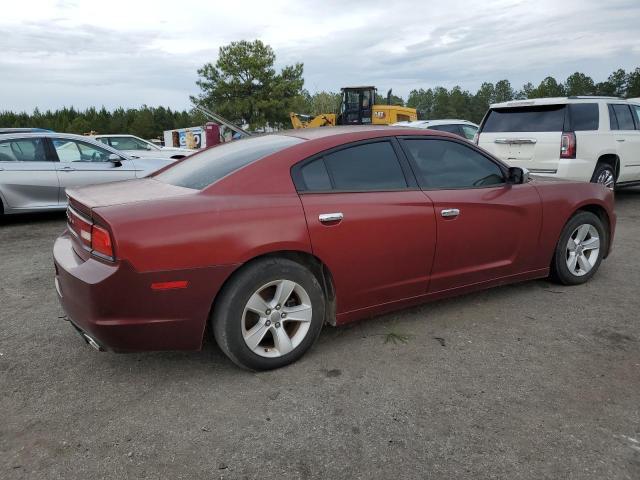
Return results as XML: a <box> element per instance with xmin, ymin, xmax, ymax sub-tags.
<box><xmin>552</xmin><ymin>211</ymin><xmax>606</xmax><ymax>285</ymax></box>
<box><xmin>212</xmin><ymin>258</ymin><xmax>325</xmax><ymax>370</ymax></box>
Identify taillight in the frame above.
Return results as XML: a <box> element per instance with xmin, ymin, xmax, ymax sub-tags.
<box><xmin>91</xmin><ymin>224</ymin><xmax>114</xmax><ymax>260</ymax></box>
<box><xmin>560</xmin><ymin>132</ymin><xmax>576</xmax><ymax>159</ymax></box>
<box><xmin>67</xmin><ymin>207</ymin><xmax>115</xmax><ymax>261</ymax></box>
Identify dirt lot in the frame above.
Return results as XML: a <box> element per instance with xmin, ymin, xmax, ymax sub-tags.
<box><xmin>1</xmin><ymin>189</ymin><xmax>640</xmax><ymax>480</ymax></box>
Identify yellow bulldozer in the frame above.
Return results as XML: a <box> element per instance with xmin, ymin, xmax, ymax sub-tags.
<box><xmin>290</xmin><ymin>86</ymin><xmax>417</xmax><ymax>129</ymax></box>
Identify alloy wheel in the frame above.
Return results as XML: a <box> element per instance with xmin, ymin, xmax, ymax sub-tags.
<box><xmin>565</xmin><ymin>224</ymin><xmax>600</xmax><ymax>276</ymax></box>
<box><xmin>242</xmin><ymin>280</ymin><xmax>313</xmax><ymax>358</ymax></box>
<box><xmin>596</xmin><ymin>169</ymin><xmax>615</xmax><ymax>190</ymax></box>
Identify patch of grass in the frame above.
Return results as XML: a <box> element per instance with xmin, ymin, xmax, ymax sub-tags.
<box><xmin>382</xmin><ymin>331</ymin><xmax>413</xmax><ymax>345</ymax></box>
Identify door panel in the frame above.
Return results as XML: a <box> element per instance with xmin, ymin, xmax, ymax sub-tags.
<box><xmin>51</xmin><ymin>138</ymin><xmax>137</xmax><ymax>204</ymax></box>
<box><xmin>300</xmin><ymin>191</ymin><xmax>436</xmax><ymax>314</ymax></box>
<box><xmin>0</xmin><ymin>137</ymin><xmax>59</xmax><ymax>210</ymax></box>
<box><xmin>611</xmin><ymin>104</ymin><xmax>640</xmax><ymax>182</ymax></box>
<box><xmin>425</xmin><ymin>184</ymin><xmax>542</xmax><ymax>292</ymax></box>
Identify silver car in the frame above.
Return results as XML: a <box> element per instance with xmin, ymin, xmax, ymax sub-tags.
<box><xmin>89</xmin><ymin>134</ymin><xmax>193</xmax><ymax>159</ymax></box>
<box><xmin>0</xmin><ymin>132</ymin><xmax>175</xmax><ymax>215</ymax></box>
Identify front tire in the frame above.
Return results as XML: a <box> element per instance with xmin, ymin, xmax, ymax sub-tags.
<box><xmin>550</xmin><ymin>211</ymin><xmax>606</xmax><ymax>285</ymax></box>
<box><xmin>212</xmin><ymin>258</ymin><xmax>325</xmax><ymax>370</ymax></box>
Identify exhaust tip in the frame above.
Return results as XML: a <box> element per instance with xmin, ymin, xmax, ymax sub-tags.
<box><xmin>83</xmin><ymin>333</ymin><xmax>104</xmax><ymax>351</ymax></box>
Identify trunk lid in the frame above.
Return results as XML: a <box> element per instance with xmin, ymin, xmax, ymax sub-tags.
<box><xmin>66</xmin><ymin>178</ymin><xmax>195</xmax><ymax>211</ymax></box>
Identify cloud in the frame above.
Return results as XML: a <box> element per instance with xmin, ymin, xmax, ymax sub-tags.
<box><xmin>0</xmin><ymin>0</ymin><xmax>638</xmax><ymax>112</ymax></box>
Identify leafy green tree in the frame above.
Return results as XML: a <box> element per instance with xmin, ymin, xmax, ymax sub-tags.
<box><xmin>494</xmin><ymin>80</ymin><xmax>515</xmax><ymax>103</ymax></box>
<box><xmin>526</xmin><ymin>76</ymin><xmax>565</xmax><ymax>98</ymax></box>
<box><xmin>407</xmin><ymin>88</ymin><xmax>434</xmax><ymax>119</ymax></box>
<box><xmin>625</xmin><ymin>68</ymin><xmax>640</xmax><ymax>97</ymax></box>
<box><xmin>565</xmin><ymin>72</ymin><xmax>595</xmax><ymax>96</ymax></box>
<box><xmin>191</xmin><ymin>40</ymin><xmax>304</xmax><ymax>128</ymax></box>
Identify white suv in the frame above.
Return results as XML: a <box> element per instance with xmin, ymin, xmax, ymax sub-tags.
<box><xmin>477</xmin><ymin>96</ymin><xmax>640</xmax><ymax>189</ymax></box>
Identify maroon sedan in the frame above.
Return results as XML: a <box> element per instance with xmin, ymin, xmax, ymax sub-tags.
<box><xmin>53</xmin><ymin>127</ymin><xmax>615</xmax><ymax>370</ymax></box>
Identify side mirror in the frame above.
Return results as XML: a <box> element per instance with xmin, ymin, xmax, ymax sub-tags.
<box><xmin>507</xmin><ymin>166</ymin><xmax>530</xmax><ymax>184</ymax></box>
<box><xmin>108</xmin><ymin>153</ymin><xmax>122</xmax><ymax>166</ymax></box>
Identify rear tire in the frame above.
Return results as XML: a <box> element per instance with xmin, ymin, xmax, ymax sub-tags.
<box><xmin>591</xmin><ymin>163</ymin><xmax>615</xmax><ymax>190</ymax></box>
<box><xmin>550</xmin><ymin>211</ymin><xmax>606</xmax><ymax>285</ymax></box>
<box><xmin>212</xmin><ymin>258</ymin><xmax>325</xmax><ymax>370</ymax></box>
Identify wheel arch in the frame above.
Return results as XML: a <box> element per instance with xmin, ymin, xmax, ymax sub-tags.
<box><xmin>207</xmin><ymin>250</ymin><xmax>338</xmax><ymax>344</ymax></box>
<box><xmin>595</xmin><ymin>153</ymin><xmax>620</xmax><ymax>180</ymax></box>
<box><xmin>573</xmin><ymin>203</ymin><xmax>612</xmax><ymax>258</ymax></box>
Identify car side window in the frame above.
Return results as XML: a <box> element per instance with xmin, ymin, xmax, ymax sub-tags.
<box><xmin>631</xmin><ymin>105</ymin><xmax>640</xmax><ymax>130</ymax></box>
<box><xmin>428</xmin><ymin>124</ymin><xmax>462</xmax><ymax>136</ymax></box>
<box><xmin>109</xmin><ymin>137</ymin><xmax>150</xmax><ymax>151</ymax></box>
<box><xmin>0</xmin><ymin>138</ymin><xmax>48</xmax><ymax>162</ymax></box>
<box><xmin>300</xmin><ymin>141</ymin><xmax>408</xmax><ymax>191</ymax></box>
<box><xmin>402</xmin><ymin>139</ymin><xmax>505</xmax><ymax>189</ymax></box>
<box><xmin>610</xmin><ymin>104</ymin><xmax>635</xmax><ymax>130</ymax></box>
<box><xmin>461</xmin><ymin>125</ymin><xmax>478</xmax><ymax>140</ymax></box>
<box><xmin>53</xmin><ymin>139</ymin><xmax>112</xmax><ymax>163</ymax></box>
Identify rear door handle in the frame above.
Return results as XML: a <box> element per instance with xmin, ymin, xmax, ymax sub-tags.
<box><xmin>616</xmin><ymin>138</ymin><xmax>625</xmax><ymax>142</ymax></box>
<box><xmin>59</xmin><ymin>166</ymin><xmax>76</xmax><ymax>171</ymax></box>
<box><xmin>319</xmin><ymin>212</ymin><xmax>343</xmax><ymax>224</ymax></box>
<box><xmin>441</xmin><ymin>208</ymin><xmax>460</xmax><ymax>218</ymax></box>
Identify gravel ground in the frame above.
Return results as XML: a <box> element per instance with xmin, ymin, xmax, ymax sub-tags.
<box><xmin>1</xmin><ymin>189</ymin><xmax>639</xmax><ymax>480</ymax></box>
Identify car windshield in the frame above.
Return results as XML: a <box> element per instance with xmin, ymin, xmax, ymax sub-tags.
<box><xmin>483</xmin><ymin>105</ymin><xmax>566</xmax><ymax>132</ymax></box>
<box><xmin>154</xmin><ymin>135</ymin><xmax>303</xmax><ymax>190</ymax></box>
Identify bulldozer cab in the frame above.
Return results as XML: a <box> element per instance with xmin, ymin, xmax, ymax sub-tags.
<box><xmin>338</xmin><ymin>86</ymin><xmax>376</xmax><ymax>125</ymax></box>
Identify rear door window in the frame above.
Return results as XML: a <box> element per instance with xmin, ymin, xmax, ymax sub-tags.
<box><xmin>461</xmin><ymin>125</ymin><xmax>478</xmax><ymax>140</ymax></box>
<box><xmin>482</xmin><ymin>105</ymin><xmax>566</xmax><ymax>132</ymax></box>
<box><xmin>567</xmin><ymin>103</ymin><xmax>599</xmax><ymax>131</ymax></box>
<box><xmin>322</xmin><ymin>141</ymin><xmax>407</xmax><ymax>190</ymax></box>
<box><xmin>632</xmin><ymin>105</ymin><xmax>640</xmax><ymax>129</ymax></box>
<box><xmin>0</xmin><ymin>138</ymin><xmax>49</xmax><ymax>162</ymax></box>
<box><xmin>611</xmin><ymin>104</ymin><xmax>636</xmax><ymax>130</ymax></box>
<box><xmin>401</xmin><ymin>139</ymin><xmax>504</xmax><ymax>189</ymax></box>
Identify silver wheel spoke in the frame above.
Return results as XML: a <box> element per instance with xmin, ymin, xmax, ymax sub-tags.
<box><xmin>273</xmin><ymin>280</ymin><xmax>296</xmax><ymax>307</ymax></box>
<box><xmin>244</xmin><ymin>322</ymin><xmax>270</xmax><ymax>351</ymax></box>
<box><xmin>567</xmin><ymin>252</ymin><xmax>578</xmax><ymax>272</ymax></box>
<box><xmin>246</xmin><ymin>293</ymin><xmax>270</xmax><ymax>315</ymax></box>
<box><xmin>567</xmin><ymin>237</ymin><xmax>578</xmax><ymax>252</ymax></box>
<box><xmin>273</xmin><ymin>327</ymin><xmax>293</xmax><ymax>355</ymax></box>
<box><xmin>575</xmin><ymin>224</ymin><xmax>590</xmax><ymax>242</ymax></box>
<box><xmin>283</xmin><ymin>304</ymin><xmax>312</xmax><ymax>323</ymax></box>
<box><xmin>577</xmin><ymin>254</ymin><xmax>591</xmax><ymax>273</ymax></box>
<box><xmin>581</xmin><ymin>237</ymin><xmax>600</xmax><ymax>251</ymax></box>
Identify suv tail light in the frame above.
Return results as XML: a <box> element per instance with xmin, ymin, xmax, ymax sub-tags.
<box><xmin>560</xmin><ymin>132</ymin><xmax>576</xmax><ymax>159</ymax></box>
<box><xmin>67</xmin><ymin>207</ymin><xmax>115</xmax><ymax>261</ymax></box>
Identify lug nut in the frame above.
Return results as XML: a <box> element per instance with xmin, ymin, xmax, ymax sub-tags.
<box><xmin>275</xmin><ymin>322</ymin><xmax>281</xmax><ymax>328</ymax></box>
<box><xmin>281</xmin><ymin>312</ymin><xmax>286</xmax><ymax>318</ymax></box>
<box><xmin>265</xmin><ymin>320</ymin><xmax>271</xmax><ymax>326</ymax></box>
<box><xmin>265</xmin><ymin>309</ymin><xmax>271</xmax><ymax>315</ymax></box>
<box><xmin>275</xmin><ymin>304</ymin><xmax>281</xmax><ymax>310</ymax></box>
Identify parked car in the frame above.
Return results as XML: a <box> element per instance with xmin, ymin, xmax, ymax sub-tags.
<box><xmin>90</xmin><ymin>134</ymin><xmax>193</xmax><ymax>159</ymax></box>
<box><xmin>54</xmin><ymin>127</ymin><xmax>615</xmax><ymax>370</ymax></box>
<box><xmin>477</xmin><ymin>96</ymin><xmax>640</xmax><ymax>190</ymax></box>
<box><xmin>0</xmin><ymin>132</ymin><xmax>174</xmax><ymax>215</ymax></box>
<box><xmin>391</xmin><ymin>119</ymin><xmax>478</xmax><ymax>140</ymax></box>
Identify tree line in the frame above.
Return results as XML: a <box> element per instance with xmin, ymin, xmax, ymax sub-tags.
<box><xmin>1</xmin><ymin>38</ymin><xmax>639</xmax><ymax>136</ymax></box>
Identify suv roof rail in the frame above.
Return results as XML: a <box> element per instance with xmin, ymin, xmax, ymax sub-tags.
<box><xmin>567</xmin><ymin>95</ymin><xmax>621</xmax><ymax>100</ymax></box>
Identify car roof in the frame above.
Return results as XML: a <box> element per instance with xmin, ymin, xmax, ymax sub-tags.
<box><xmin>90</xmin><ymin>134</ymin><xmax>139</xmax><ymax>138</ymax></box>
<box><xmin>281</xmin><ymin>125</ymin><xmax>476</xmax><ymax>141</ymax></box>
<box><xmin>491</xmin><ymin>96</ymin><xmax>628</xmax><ymax>109</ymax></box>
<box><xmin>397</xmin><ymin>119</ymin><xmax>478</xmax><ymax>128</ymax></box>
<box><xmin>0</xmin><ymin>127</ymin><xmax>53</xmax><ymax>134</ymax></box>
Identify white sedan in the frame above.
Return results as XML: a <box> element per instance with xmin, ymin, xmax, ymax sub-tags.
<box><xmin>391</xmin><ymin>119</ymin><xmax>478</xmax><ymax>140</ymax></box>
<box><xmin>90</xmin><ymin>134</ymin><xmax>194</xmax><ymax>160</ymax></box>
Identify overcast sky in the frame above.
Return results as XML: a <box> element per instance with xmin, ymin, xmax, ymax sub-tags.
<box><xmin>1</xmin><ymin>0</ymin><xmax>639</xmax><ymax>112</ymax></box>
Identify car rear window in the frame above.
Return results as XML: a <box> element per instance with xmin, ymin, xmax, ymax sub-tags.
<box><xmin>482</xmin><ymin>105</ymin><xmax>566</xmax><ymax>132</ymax></box>
<box><xmin>154</xmin><ymin>135</ymin><xmax>303</xmax><ymax>190</ymax></box>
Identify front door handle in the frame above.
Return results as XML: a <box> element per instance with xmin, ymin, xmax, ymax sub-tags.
<box><xmin>616</xmin><ymin>138</ymin><xmax>625</xmax><ymax>142</ymax></box>
<box><xmin>59</xmin><ymin>166</ymin><xmax>76</xmax><ymax>172</ymax></box>
<box><xmin>441</xmin><ymin>208</ymin><xmax>460</xmax><ymax>218</ymax></box>
<box><xmin>319</xmin><ymin>212</ymin><xmax>343</xmax><ymax>224</ymax></box>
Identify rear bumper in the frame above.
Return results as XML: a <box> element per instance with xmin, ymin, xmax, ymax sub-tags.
<box><xmin>53</xmin><ymin>232</ymin><xmax>237</xmax><ymax>352</ymax></box>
